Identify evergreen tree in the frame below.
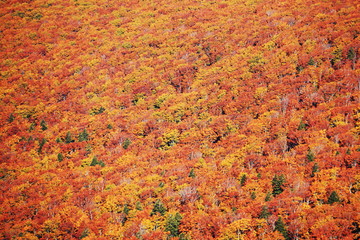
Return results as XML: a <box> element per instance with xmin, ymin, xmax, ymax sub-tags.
<box><xmin>308</xmin><ymin>57</ymin><xmax>316</xmax><ymax>66</ymax></box>
<box><xmin>90</xmin><ymin>156</ymin><xmax>98</xmax><ymax>166</ymax></box>
<box><xmin>347</xmin><ymin>47</ymin><xmax>356</xmax><ymax>60</ymax></box>
<box><xmin>251</xmin><ymin>191</ymin><xmax>256</xmax><ymax>200</ymax></box>
<box><xmin>90</xmin><ymin>156</ymin><xmax>105</xmax><ymax>167</ymax></box>
<box><xmin>297</xmin><ymin>120</ymin><xmax>306</xmax><ymax>130</ymax></box>
<box><xmin>65</xmin><ymin>131</ymin><xmax>73</xmax><ymax>143</ymax></box>
<box><xmin>327</xmin><ymin>191</ymin><xmax>340</xmax><ymax>204</ymax></box>
<box><xmin>189</xmin><ymin>168</ymin><xmax>196</xmax><ymax>178</ymax></box>
<box><xmin>135</xmin><ymin>201</ymin><xmax>143</xmax><ymax>211</ymax></box>
<box><xmin>150</xmin><ymin>199</ymin><xmax>167</xmax><ymax>216</ymax></box>
<box><xmin>122</xmin><ymin>204</ymin><xmax>130</xmax><ymax>224</ymax></box>
<box><xmin>275</xmin><ymin>216</ymin><xmax>289</xmax><ymax>240</ymax></box>
<box><xmin>265</xmin><ymin>192</ymin><xmax>272</xmax><ymax>202</ymax></box>
<box><xmin>259</xmin><ymin>206</ymin><xmax>270</xmax><ymax>219</ymax></box>
<box><xmin>29</xmin><ymin>123</ymin><xmax>36</xmax><ymax>131</ymax></box>
<box><xmin>272</xmin><ymin>174</ymin><xmax>285</xmax><ymax>197</ymax></box>
<box><xmin>122</xmin><ymin>138</ymin><xmax>131</xmax><ymax>149</ymax></box>
<box><xmin>80</xmin><ymin>228</ymin><xmax>90</xmax><ymax>239</ymax></box>
<box><xmin>38</xmin><ymin>138</ymin><xmax>47</xmax><ymax>153</ymax></box>
<box><xmin>123</xmin><ymin>204</ymin><xmax>130</xmax><ymax>215</ymax></box>
<box><xmin>311</xmin><ymin>163</ymin><xmax>319</xmax><ymax>177</ymax></box>
<box><xmin>306</xmin><ymin>149</ymin><xmax>315</xmax><ymax>162</ymax></box>
<box><xmin>40</xmin><ymin>120</ymin><xmax>48</xmax><ymax>130</ymax></box>
<box><xmin>57</xmin><ymin>153</ymin><xmax>64</xmax><ymax>162</ymax></box>
<box><xmin>165</xmin><ymin>213</ymin><xmax>182</xmax><ymax>238</ymax></box>
<box><xmin>78</xmin><ymin>129</ymin><xmax>89</xmax><ymax>142</ymax></box>
<box><xmin>8</xmin><ymin>113</ymin><xmax>15</xmax><ymax>123</ymax></box>
<box><xmin>240</xmin><ymin>174</ymin><xmax>247</xmax><ymax>186</ymax></box>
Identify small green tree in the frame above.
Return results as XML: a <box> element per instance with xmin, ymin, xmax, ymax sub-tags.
<box><xmin>135</xmin><ymin>201</ymin><xmax>143</xmax><ymax>211</ymax></box>
<box><xmin>150</xmin><ymin>199</ymin><xmax>167</xmax><ymax>216</ymax></box>
<box><xmin>297</xmin><ymin>120</ymin><xmax>307</xmax><ymax>130</ymax></box>
<box><xmin>90</xmin><ymin>156</ymin><xmax>98</xmax><ymax>166</ymax></box>
<box><xmin>189</xmin><ymin>168</ymin><xmax>196</xmax><ymax>178</ymax></box>
<box><xmin>251</xmin><ymin>191</ymin><xmax>256</xmax><ymax>200</ymax></box>
<box><xmin>259</xmin><ymin>206</ymin><xmax>270</xmax><ymax>219</ymax></box>
<box><xmin>311</xmin><ymin>163</ymin><xmax>319</xmax><ymax>177</ymax></box>
<box><xmin>265</xmin><ymin>192</ymin><xmax>272</xmax><ymax>202</ymax></box>
<box><xmin>123</xmin><ymin>204</ymin><xmax>130</xmax><ymax>215</ymax></box>
<box><xmin>327</xmin><ymin>191</ymin><xmax>340</xmax><ymax>204</ymax></box>
<box><xmin>165</xmin><ymin>213</ymin><xmax>182</xmax><ymax>238</ymax></box>
<box><xmin>29</xmin><ymin>123</ymin><xmax>36</xmax><ymax>131</ymax></box>
<box><xmin>79</xmin><ymin>228</ymin><xmax>89</xmax><ymax>239</ymax></box>
<box><xmin>347</xmin><ymin>47</ymin><xmax>356</xmax><ymax>60</ymax></box>
<box><xmin>8</xmin><ymin>113</ymin><xmax>15</xmax><ymax>123</ymax></box>
<box><xmin>308</xmin><ymin>57</ymin><xmax>316</xmax><ymax>66</ymax></box>
<box><xmin>274</xmin><ymin>216</ymin><xmax>289</xmax><ymax>240</ymax></box>
<box><xmin>272</xmin><ymin>174</ymin><xmax>285</xmax><ymax>197</ymax></box>
<box><xmin>91</xmin><ymin>106</ymin><xmax>105</xmax><ymax>115</ymax></box>
<box><xmin>38</xmin><ymin>138</ymin><xmax>47</xmax><ymax>153</ymax></box>
<box><xmin>240</xmin><ymin>174</ymin><xmax>247</xmax><ymax>187</ymax></box>
<box><xmin>90</xmin><ymin>156</ymin><xmax>105</xmax><ymax>167</ymax></box>
<box><xmin>122</xmin><ymin>204</ymin><xmax>130</xmax><ymax>224</ymax></box>
<box><xmin>57</xmin><ymin>153</ymin><xmax>64</xmax><ymax>162</ymax></box>
<box><xmin>78</xmin><ymin>129</ymin><xmax>89</xmax><ymax>142</ymax></box>
<box><xmin>65</xmin><ymin>131</ymin><xmax>73</xmax><ymax>144</ymax></box>
<box><xmin>122</xmin><ymin>138</ymin><xmax>131</xmax><ymax>149</ymax></box>
<box><xmin>306</xmin><ymin>149</ymin><xmax>315</xmax><ymax>162</ymax></box>
<box><xmin>40</xmin><ymin>120</ymin><xmax>48</xmax><ymax>130</ymax></box>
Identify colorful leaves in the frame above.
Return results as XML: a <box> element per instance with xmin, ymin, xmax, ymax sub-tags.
<box><xmin>0</xmin><ymin>0</ymin><xmax>359</xmax><ymax>239</ymax></box>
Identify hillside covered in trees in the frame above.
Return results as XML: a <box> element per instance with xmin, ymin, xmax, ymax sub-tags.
<box><xmin>1</xmin><ymin>0</ymin><xmax>359</xmax><ymax>239</ymax></box>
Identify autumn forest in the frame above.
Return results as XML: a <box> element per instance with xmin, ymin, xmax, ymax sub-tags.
<box><xmin>1</xmin><ymin>0</ymin><xmax>359</xmax><ymax>239</ymax></box>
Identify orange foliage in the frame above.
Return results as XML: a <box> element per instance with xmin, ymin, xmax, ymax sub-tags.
<box><xmin>0</xmin><ymin>0</ymin><xmax>359</xmax><ymax>239</ymax></box>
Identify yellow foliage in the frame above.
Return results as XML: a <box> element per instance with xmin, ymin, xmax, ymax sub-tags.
<box><xmin>105</xmin><ymin>223</ymin><xmax>124</xmax><ymax>238</ymax></box>
<box><xmin>140</xmin><ymin>215</ymin><xmax>165</xmax><ymax>234</ymax></box>
<box><xmin>331</xmin><ymin>114</ymin><xmax>348</xmax><ymax>127</ymax></box>
<box><xmin>220</xmin><ymin>149</ymin><xmax>245</xmax><ymax>169</ymax></box>
<box><xmin>220</xmin><ymin>218</ymin><xmax>252</xmax><ymax>240</ymax></box>
<box><xmin>160</xmin><ymin>129</ymin><xmax>180</xmax><ymax>150</ymax></box>
<box><xmin>254</xmin><ymin>86</ymin><xmax>268</xmax><ymax>99</ymax></box>
<box><xmin>103</xmin><ymin>195</ymin><xmax>121</xmax><ymax>213</ymax></box>
<box><xmin>15</xmin><ymin>103</ymin><xmax>45</xmax><ymax>119</ymax></box>
<box><xmin>263</xmin><ymin>40</ymin><xmax>276</xmax><ymax>51</ymax></box>
<box><xmin>303</xmin><ymin>39</ymin><xmax>316</xmax><ymax>53</ymax></box>
<box><xmin>144</xmin><ymin>174</ymin><xmax>162</xmax><ymax>183</ymax></box>
<box><xmin>243</xmin><ymin>135</ymin><xmax>263</xmax><ymax>154</ymax></box>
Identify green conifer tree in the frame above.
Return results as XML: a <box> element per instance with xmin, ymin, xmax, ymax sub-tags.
<box><xmin>78</xmin><ymin>129</ymin><xmax>89</xmax><ymax>142</ymax></box>
<box><xmin>272</xmin><ymin>174</ymin><xmax>285</xmax><ymax>197</ymax></box>
<box><xmin>150</xmin><ymin>199</ymin><xmax>167</xmax><ymax>216</ymax></box>
<box><xmin>165</xmin><ymin>213</ymin><xmax>182</xmax><ymax>237</ymax></box>
<box><xmin>327</xmin><ymin>191</ymin><xmax>340</xmax><ymax>204</ymax></box>
<box><xmin>189</xmin><ymin>168</ymin><xmax>196</xmax><ymax>178</ymax></box>
<box><xmin>122</xmin><ymin>138</ymin><xmax>131</xmax><ymax>149</ymax></box>
<box><xmin>311</xmin><ymin>163</ymin><xmax>319</xmax><ymax>177</ymax></box>
<box><xmin>38</xmin><ymin>138</ymin><xmax>47</xmax><ymax>153</ymax></box>
<box><xmin>274</xmin><ymin>216</ymin><xmax>289</xmax><ymax>240</ymax></box>
<box><xmin>240</xmin><ymin>174</ymin><xmax>247</xmax><ymax>187</ymax></box>
<box><xmin>57</xmin><ymin>153</ymin><xmax>64</xmax><ymax>162</ymax></box>
<box><xmin>90</xmin><ymin>156</ymin><xmax>105</xmax><ymax>167</ymax></box>
<box><xmin>40</xmin><ymin>120</ymin><xmax>48</xmax><ymax>131</ymax></box>
<box><xmin>65</xmin><ymin>131</ymin><xmax>73</xmax><ymax>143</ymax></box>
<box><xmin>8</xmin><ymin>113</ymin><xmax>15</xmax><ymax>123</ymax></box>
<box><xmin>259</xmin><ymin>206</ymin><xmax>270</xmax><ymax>219</ymax></box>
<box><xmin>306</xmin><ymin>149</ymin><xmax>315</xmax><ymax>162</ymax></box>
<box><xmin>265</xmin><ymin>192</ymin><xmax>272</xmax><ymax>202</ymax></box>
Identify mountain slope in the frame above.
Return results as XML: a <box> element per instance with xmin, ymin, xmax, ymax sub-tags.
<box><xmin>1</xmin><ymin>0</ymin><xmax>359</xmax><ymax>239</ymax></box>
